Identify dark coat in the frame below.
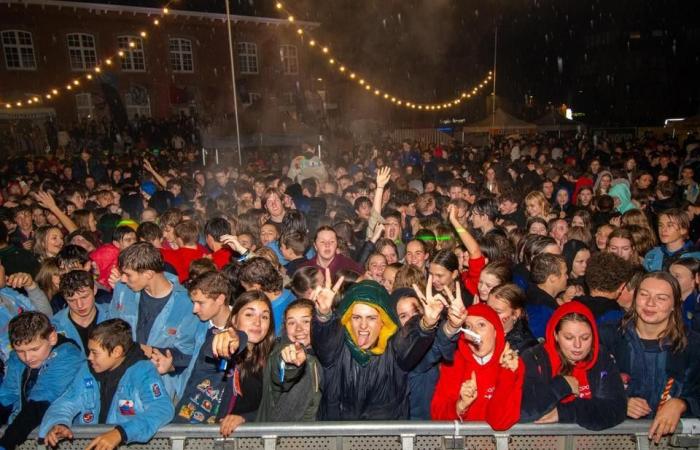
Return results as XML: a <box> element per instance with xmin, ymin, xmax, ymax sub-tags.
<box><xmin>506</xmin><ymin>319</ymin><xmax>539</xmax><ymax>353</ymax></box>
<box><xmin>600</xmin><ymin>323</ymin><xmax>700</xmax><ymax>418</ymax></box>
<box><xmin>312</xmin><ymin>313</ymin><xmax>436</xmax><ymax>420</ymax></box>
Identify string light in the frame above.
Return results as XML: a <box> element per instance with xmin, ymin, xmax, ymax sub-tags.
<box><xmin>274</xmin><ymin>1</ymin><xmax>493</xmax><ymax>112</ymax></box>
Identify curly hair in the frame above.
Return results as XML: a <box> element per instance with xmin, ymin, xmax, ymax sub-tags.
<box><xmin>239</xmin><ymin>257</ymin><xmax>283</xmax><ymax>293</ymax></box>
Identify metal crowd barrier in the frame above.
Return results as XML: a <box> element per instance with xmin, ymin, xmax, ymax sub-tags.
<box><xmin>13</xmin><ymin>419</ymin><xmax>700</xmax><ymax>450</ymax></box>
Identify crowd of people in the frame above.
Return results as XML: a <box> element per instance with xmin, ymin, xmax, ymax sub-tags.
<box><xmin>0</xmin><ymin>131</ymin><xmax>699</xmax><ymax>449</ymax></box>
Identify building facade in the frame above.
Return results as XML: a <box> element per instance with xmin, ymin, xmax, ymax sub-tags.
<box><xmin>0</xmin><ymin>0</ymin><xmax>319</xmax><ymax>127</ymax></box>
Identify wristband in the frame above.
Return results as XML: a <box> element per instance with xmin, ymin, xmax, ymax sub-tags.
<box><xmin>455</xmin><ymin>228</ymin><xmax>467</xmax><ymax>233</ymax></box>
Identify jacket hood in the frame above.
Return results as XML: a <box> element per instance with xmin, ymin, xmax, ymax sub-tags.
<box><xmin>460</xmin><ymin>303</ymin><xmax>506</xmax><ymax>364</ymax></box>
<box><xmin>572</xmin><ymin>177</ymin><xmax>594</xmax><ymax>204</ymax></box>
<box><xmin>339</xmin><ymin>280</ymin><xmax>399</xmax><ymax>365</ymax></box>
<box><xmin>543</xmin><ymin>301</ymin><xmax>599</xmax><ymax>375</ymax></box>
<box><xmin>562</xmin><ymin>239</ymin><xmax>589</xmax><ymax>275</ymax></box>
<box><xmin>609</xmin><ymin>183</ymin><xmax>635</xmax><ymax>214</ymax></box>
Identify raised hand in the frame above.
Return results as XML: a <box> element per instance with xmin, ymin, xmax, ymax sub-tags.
<box><xmin>221</xmin><ymin>234</ymin><xmax>247</xmax><ymax>254</ymax></box>
<box><xmin>311</xmin><ymin>268</ymin><xmax>344</xmax><ymax>316</ymax></box>
<box><xmin>6</xmin><ymin>272</ymin><xmax>35</xmax><ymax>290</ymax></box>
<box><xmin>280</xmin><ymin>342</ymin><xmax>307</xmax><ymax>367</ymax></box>
<box><xmin>457</xmin><ymin>371</ymin><xmax>478</xmax><ymax>414</ymax></box>
<box><xmin>444</xmin><ymin>281</ymin><xmax>468</xmax><ymax>331</ymax></box>
<box><xmin>33</xmin><ymin>190</ymin><xmax>59</xmax><ymax>211</ymax></box>
<box><xmin>413</xmin><ymin>275</ymin><xmax>447</xmax><ymax>329</ymax></box>
<box><xmin>376</xmin><ymin>166</ymin><xmax>392</xmax><ymax>189</ymax></box>
<box><xmin>499</xmin><ymin>342</ymin><xmax>519</xmax><ymax>372</ymax></box>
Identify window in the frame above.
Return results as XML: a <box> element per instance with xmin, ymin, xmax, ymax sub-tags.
<box><xmin>243</xmin><ymin>92</ymin><xmax>261</xmax><ymax>105</ymax></box>
<box><xmin>1</xmin><ymin>30</ymin><xmax>36</xmax><ymax>70</ymax></box>
<box><xmin>67</xmin><ymin>33</ymin><xmax>97</xmax><ymax>71</ymax></box>
<box><xmin>169</xmin><ymin>38</ymin><xmax>194</xmax><ymax>73</ymax></box>
<box><xmin>280</xmin><ymin>45</ymin><xmax>298</xmax><ymax>75</ymax></box>
<box><xmin>237</xmin><ymin>42</ymin><xmax>258</xmax><ymax>74</ymax></box>
<box><xmin>117</xmin><ymin>36</ymin><xmax>146</xmax><ymax>72</ymax></box>
<box><xmin>75</xmin><ymin>93</ymin><xmax>94</xmax><ymax>119</ymax></box>
<box><xmin>124</xmin><ymin>86</ymin><xmax>151</xmax><ymax>118</ymax></box>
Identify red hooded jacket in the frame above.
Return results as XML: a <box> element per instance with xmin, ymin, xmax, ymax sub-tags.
<box><xmin>431</xmin><ymin>304</ymin><xmax>524</xmax><ymax>430</ymax></box>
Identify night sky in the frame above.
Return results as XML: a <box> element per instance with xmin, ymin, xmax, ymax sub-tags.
<box><xmin>70</xmin><ymin>0</ymin><xmax>700</xmax><ymax>126</ymax></box>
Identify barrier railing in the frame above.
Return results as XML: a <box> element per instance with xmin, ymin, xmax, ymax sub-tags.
<box><xmin>16</xmin><ymin>419</ymin><xmax>700</xmax><ymax>450</ymax></box>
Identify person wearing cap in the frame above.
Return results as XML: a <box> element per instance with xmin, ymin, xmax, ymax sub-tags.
<box><xmin>312</xmin><ymin>279</ymin><xmax>440</xmax><ymax>420</ymax></box>
<box><xmin>430</xmin><ymin>303</ymin><xmax>524</xmax><ymax>430</ymax></box>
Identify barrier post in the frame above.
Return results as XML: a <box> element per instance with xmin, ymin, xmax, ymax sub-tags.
<box><xmin>494</xmin><ymin>433</ymin><xmax>510</xmax><ymax>450</ymax></box>
<box><xmin>399</xmin><ymin>434</ymin><xmax>415</xmax><ymax>450</ymax></box>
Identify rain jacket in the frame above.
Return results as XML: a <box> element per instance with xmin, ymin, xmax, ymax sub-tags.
<box><xmin>643</xmin><ymin>242</ymin><xmax>700</xmax><ymax>272</ymax></box>
<box><xmin>108</xmin><ymin>272</ymin><xmax>209</xmax><ymax>400</ymax></box>
<box><xmin>0</xmin><ymin>336</ymin><xmax>83</xmax><ymax>450</ymax></box>
<box><xmin>600</xmin><ymin>321</ymin><xmax>700</xmax><ymax>419</ymax></box>
<box><xmin>430</xmin><ymin>304</ymin><xmax>524</xmax><ymax>430</ymax></box>
<box><xmin>312</xmin><ymin>280</ymin><xmax>436</xmax><ymax>420</ymax></box>
<box><xmin>520</xmin><ymin>301</ymin><xmax>627</xmax><ymax>430</ymax></box>
<box><xmin>609</xmin><ymin>183</ymin><xmax>636</xmax><ymax>214</ymax></box>
<box><xmin>52</xmin><ymin>303</ymin><xmax>110</xmax><ymax>354</ymax></box>
<box><xmin>38</xmin><ymin>358</ymin><xmax>174</xmax><ymax>443</ymax></box>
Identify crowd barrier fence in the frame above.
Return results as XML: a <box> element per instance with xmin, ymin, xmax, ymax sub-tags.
<box><xmin>13</xmin><ymin>419</ymin><xmax>700</xmax><ymax>450</ymax></box>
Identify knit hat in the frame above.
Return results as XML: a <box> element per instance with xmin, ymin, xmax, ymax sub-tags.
<box><xmin>338</xmin><ymin>280</ymin><xmax>399</xmax><ymax>366</ymax></box>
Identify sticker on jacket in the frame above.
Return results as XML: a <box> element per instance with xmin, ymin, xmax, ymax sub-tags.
<box><xmin>82</xmin><ymin>411</ymin><xmax>94</xmax><ymax>423</ymax></box>
<box><xmin>118</xmin><ymin>399</ymin><xmax>136</xmax><ymax>416</ymax></box>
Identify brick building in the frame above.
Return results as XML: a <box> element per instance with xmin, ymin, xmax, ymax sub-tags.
<box><xmin>0</xmin><ymin>0</ymin><xmax>321</xmax><ymax>130</ymax></box>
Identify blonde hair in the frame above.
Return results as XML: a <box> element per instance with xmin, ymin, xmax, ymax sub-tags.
<box><xmin>525</xmin><ymin>191</ymin><xmax>551</xmax><ymax>218</ymax></box>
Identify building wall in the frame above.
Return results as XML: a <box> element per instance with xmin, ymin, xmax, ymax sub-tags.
<box><xmin>0</xmin><ymin>1</ymin><xmax>315</xmax><ymax>126</ymax></box>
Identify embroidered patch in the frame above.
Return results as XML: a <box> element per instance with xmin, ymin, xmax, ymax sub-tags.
<box><xmin>151</xmin><ymin>383</ymin><xmax>162</xmax><ymax>399</ymax></box>
<box><xmin>167</xmin><ymin>328</ymin><xmax>177</xmax><ymax>336</ymax></box>
<box><xmin>192</xmin><ymin>411</ymin><xmax>205</xmax><ymax>423</ymax></box>
<box><xmin>118</xmin><ymin>399</ymin><xmax>136</xmax><ymax>416</ymax></box>
<box><xmin>82</xmin><ymin>412</ymin><xmax>94</xmax><ymax>423</ymax></box>
<box><xmin>178</xmin><ymin>403</ymin><xmax>195</xmax><ymax>419</ymax></box>
<box><xmin>201</xmin><ymin>400</ymin><xmax>212</xmax><ymax>412</ymax></box>
<box><xmin>84</xmin><ymin>378</ymin><xmax>94</xmax><ymax>388</ymax></box>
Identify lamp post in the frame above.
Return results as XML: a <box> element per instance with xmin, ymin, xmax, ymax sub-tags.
<box><xmin>224</xmin><ymin>0</ymin><xmax>243</xmax><ymax>166</ymax></box>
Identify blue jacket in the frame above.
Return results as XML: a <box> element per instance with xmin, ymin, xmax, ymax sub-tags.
<box><xmin>0</xmin><ymin>338</ymin><xmax>84</xmax><ymax>423</ymax></box>
<box><xmin>38</xmin><ymin>360</ymin><xmax>174</xmax><ymax>443</ymax></box>
<box><xmin>0</xmin><ymin>288</ymin><xmax>38</xmax><ymax>363</ymax></box>
<box><xmin>107</xmin><ymin>272</ymin><xmax>208</xmax><ymax>400</ymax></box>
<box><xmin>52</xmin><ymin>304</ymin><xmax>110</xmax><ymax>354</ymax></box>
<box><xmin>407</xmin><ymin>322</ymin><xmax>458</xmax><ymax>419</ymax></box>
<box><xmin>600</xmin><ymin>323</ymin><xmax>700</xmax><ymax>418</ymax></box>
<box><xmin>643</xmin><ymin>242</ymin><xmax>700</xmax><ymax>272</ymax></box>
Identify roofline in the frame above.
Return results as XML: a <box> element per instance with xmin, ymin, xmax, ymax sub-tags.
<box><xmin>2</xmin><ymin>0</ymin><xmax>320</xmax><ymax>27</ymax></box>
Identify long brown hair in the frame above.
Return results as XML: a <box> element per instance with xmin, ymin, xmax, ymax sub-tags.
<box><xmin>621</xmin><ymin>271</ymin><xmax>687</xmax><ymax>352</ymax></box>
<box><xmin>230</xmin><ymin>290</ymin><xmax>276</xmax><ymax>377</ymax></box>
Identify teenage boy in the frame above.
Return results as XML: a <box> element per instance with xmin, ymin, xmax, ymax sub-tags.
<box><xmin>108</xmin><ymin>242</ymin><xmax>207</xmax><ymax>400</ymax></box>
<box><xmin>171</xmin><ymin>271</ymin><xmax>247</xmax><ymax>423</ymax></box>
<box><xmin>53</xmin><ymin>270</ymin><xmax>109</xmax><ymax>355</ymax></box>
<box><xmin>0</xmin><ymin>312</ymin><xmax>83</xmax><ymax>450</ymax></box>
<box><xmin>39</xmin><ymin>319</ymin><xmax>174</xmax><ymax>449</ymax></box>
<box><xmin>204</xmin><ymin>218</ymin><xmax>234</xmax><ymax>270</ymax></box>
<box><xmin>280</xmin><ymin>231</ymin><xmax>308</xmax><ymax>276</ymax></box>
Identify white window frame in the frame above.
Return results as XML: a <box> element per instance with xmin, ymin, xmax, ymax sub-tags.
<box><xmin>243</xmin><ymin>92</ymin><xmax>261</xmax><ymax>105</ymax></box>
<box><xmin>1</xmin><ymin>30</ymin><xmax>36</xmax><ymax>70</ymax></box>
<box><xmin>237</xmin><ymin>42</ymin><xmax>258</xmax><ymax>74</ymax></box>
<box><xmin>117</xmin><ymin>36</ymin><xmax>146</xmax><ymax>72</ymax></box>
<box><xmin>280</xmin><ymin>45</ymin><xmax>298</xmax><ymax>75</ymax></box>
<box><xmin>67</xmin><ymin>33</ymin><xmax>97</xmax><ymax>71</ymax></box>
<box><xmin>124</xmin><ymin>87</ymin><xmax>152</xmax><ymax>118</ymax></box>
<box><xmin>75</xmin><ymin>92</ymin><xmax>94</xmax><ymax>120</ymax></box>
<box><xmin>169</xmin><ymin>38</ymin><xmax>194</xmax><ymax>73</ymax></box>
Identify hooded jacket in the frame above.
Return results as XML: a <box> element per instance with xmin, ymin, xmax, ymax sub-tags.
<box><xmin>520</xmin><ymin>302</ymin><xmax>626</xmax><ymax>430</ymax></box>
<box><xmin>311</xmin><ymin>280</ymin><xmax>436</xmax><ymax>420</ymax></box>
<box><xmin>609</xmin><ymin>183</ymin><xmax>636</xmax><ymax>214</ymax></box>
<box><xmin>430</xmin><ymin>304</ymin><xmax>524</xmax><ymax>430</ymax></box>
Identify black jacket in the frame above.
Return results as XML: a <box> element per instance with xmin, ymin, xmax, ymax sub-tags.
<box><xmin>312</xmin><ymin>314</ymin><xmax>435</xmax><ymax>420</ymax></box>
<box><xmin>506</xmin><ymin>319</ymin><xmax>539</xmax><ymax>353</ymax></box>
<box><xmin>520</xmin><ymin>344</ymin><xmax>627</xmax><ymax>430</ymax></box>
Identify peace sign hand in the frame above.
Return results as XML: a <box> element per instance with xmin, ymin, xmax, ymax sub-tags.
<box><xmin>413</xmin><ymin>275</ymin><xmax>448</xmax><ymax>329</ymax></box>
<box><xmin>444</xmin><ymin>281</ymin><xmax>468</xmax><ymax>330</ymax></box>
<box><xmin>311</xmin><ymin>268</ymin><xmax>344</xmax><ymax>316</ymax></box>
